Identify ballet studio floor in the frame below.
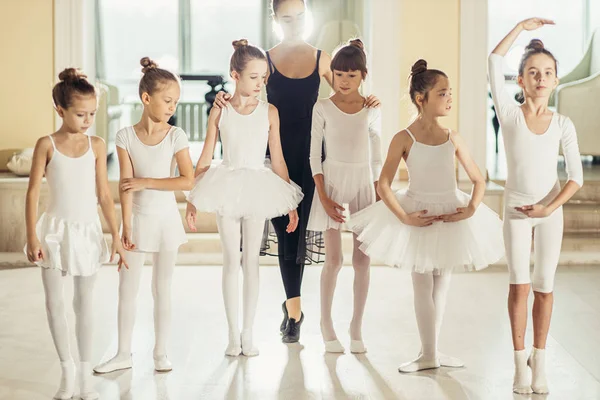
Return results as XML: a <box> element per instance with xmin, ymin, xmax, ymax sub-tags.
<box><xmin>0</xmin><ymin>264</ymin><xmax>599</xmax><ymax>400</ymax></box>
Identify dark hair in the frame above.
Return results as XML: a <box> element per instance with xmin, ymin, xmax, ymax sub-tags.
<box><xmin>52</xmin><ymin>68</ymin><xmax>96</xmax><ymax>109</ymax></box>
<box><xmin>230</xmin><ymin>39</ymin><xmax>267</xmax><ymax>75</ymax></box>
<box><xmin>271</xmin><ymin>0</ymin><xmax>305</xmax><ymax>16</ymax></box>
<box><xmin>408</xmin><ymin>59</ymin><xmax>448</xmax><ymax>112</ymax></box>
<box><xmin>331</xmin><ymin>38</ymin><xmax>367</xmax><ymax>78</ymax></box>
<box><xmin>138</xmin><ymin>57</ymin><xmax>179</xmax><ymax>99</ymax></box>
<box><xmin>518</xmin><ymin>39</ymin><xmax>557</xmax><ymax>76</ymax></box>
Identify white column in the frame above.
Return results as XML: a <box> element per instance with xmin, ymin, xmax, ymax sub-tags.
<box><xmin>458</xmin><ymin>0</ymin><xmax>488</xmax><ymax>181</ymax></box>
<box><xmin>367</xmin><ymin>0</ymin><xmax>402</xmax><ymax>152</ymax></box>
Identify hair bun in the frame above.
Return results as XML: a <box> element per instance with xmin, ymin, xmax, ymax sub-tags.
<box><xmin>411</xmin><ymin>59</ymin><xmax>428</xmax><ymax>76</ymax></box>
<box><xmin>348</xmin><ymin>38</ymin><xmax>365</xmax><ymax>51</ymax></box>
<box><xmin>232</xmin><ymin>39</ymin><xmax>249</xmax><ymax>50</ymax></box>
<box><xmin>58</xmin><ymin>68</ymin><xmax>87</xmax><ymax>82</ymax></box>
<box><xmin>140</xmin><ymin>57</ymin><xmax>158</xmax><ymax>74</ymax></box>
<box><xmin>526</xmin><ymin>39</ymin><xmax>545</xmax><ymax>51</ymax></box>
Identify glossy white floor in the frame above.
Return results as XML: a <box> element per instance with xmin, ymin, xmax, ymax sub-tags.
<box><xmin>1</xmin><ymin>264</ymin><xmax>599</xmax><ymax>400</ymax></box>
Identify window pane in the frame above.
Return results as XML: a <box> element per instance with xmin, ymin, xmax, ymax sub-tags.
<box><xmin>488</xmin><ymin>0</ymin><xmax>585</xmax><ymax>75</ymax></box>
<box><xmin>99</xmin><ymin>0</ymin><xmax>178</xmax><ymax>101</ymax></box>
<box><xmin>308</xmin><ymin>0</ymin><xmax>365</xmax><ymax>51</ymax></box>
<box><xmin>190</xmin><ymin>0</ymin><xmax>263</xmax><ymax>81</ymax></box>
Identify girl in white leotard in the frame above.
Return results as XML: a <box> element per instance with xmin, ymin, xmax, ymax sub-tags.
<box><xmin>349</xmin><ymin>59</ymin><xmax>504</xmax><ymax>374</ymax></box>
<box><xmin>94</xmin><ymin>57</ymin><xmax>195</xmax><ymax>375</ymax></box>
<box><xmin>186</xmin><ymin>40</ymin><xmax>301</xmax><ymax>357</ymax></box>
<box><xmin>25</xmin><ymin>68</ymin><xmax>127</xmax><ymax>400</ymax></box>
<box><xmin>307</xmin><ymin>39</ymin><xmax>382</xmax><ymax>355</ymax></box>
<box><xmin>489</xmin><ymin>18</ymin><xmax>583</xmax><ymax>395</ymax></box>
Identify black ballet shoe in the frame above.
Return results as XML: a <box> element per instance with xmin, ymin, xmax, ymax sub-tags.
<box><xmin>280</xmin><ymin>301</ymin><xmax>289</xmax><ymax>335</ymax></box>
<box><xmin>282</xmin><ymin>312</ymin><xmax>304</xmax><ymax>343</ymax></box>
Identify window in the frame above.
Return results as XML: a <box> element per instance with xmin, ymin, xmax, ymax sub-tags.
<box><xmin>189</xmin><ymin>0</ymin><xmax>263</xmax><ymax>80</ymax></box>
<box><xmin>98</xmin><ymin>0</ymin><xmax>178</xmax><ymax>101</ymax></box>
<box><xmin>97</xmin><ymin>0</ymin><xmax>264</xmax><ymax>101</ymax></box>
<box><xmin>488</xmin><ymin>0</ymin><xmax>586</xmax><ymax>75</ymax></box>
<box><xmin>95</xmin><ymin>0</ymin><xmax>368</xmax><ymax>139</ymax></box>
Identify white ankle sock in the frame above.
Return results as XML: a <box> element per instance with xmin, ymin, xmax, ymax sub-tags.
<box><xmin>241</xmin><ymin>330</ymin><xmax>259</xmax><ymax>357</ymax></box>
<box><xmin>54</xmin><ymin>360</ymin><xmax>75</xmax><ymax>400</ymax></box>
<box><xmin>528</xmin><ymin>347</ymin><xmax>549</xmax><ymax>394</ymax></box>
<box><xmin>513</xmin><ymin>349</ymin><xmax>532</xmax><ymax>394</ymax></box>
<box><xmin>78</xmin><ymin>362</ymin><xmax>99</xmax><ymax>399</ymax></box>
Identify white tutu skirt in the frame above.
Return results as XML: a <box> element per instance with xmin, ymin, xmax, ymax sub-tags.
<box><xmin>348</xmin><ymin>189</ymin><xmax>504</xmax><ymax>274</ymax></box>
<box><xmin>24</xmin><ymin>213</ymin><xmax>109</xmax><ymax>276</ymax></box>
<box><xmin>127</xmin><ymin>203</ymin><xmax>187</xmax><ymax>252</ymax></box>
<box><xmin>187</xmin><ymin>164</ymin><xmax>303</xmax><ymax>220</ymax></box>
<box><xmin>307</xmin><ymin>160</ymin><xmax>375</xmax><ymax>231</ymax></box>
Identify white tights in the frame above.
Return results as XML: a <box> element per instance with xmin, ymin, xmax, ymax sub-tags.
<box><xmin>216</xmin><ymin>214</ymin><xmax>264</xmax><ymax>355</ymax></box>
<box><xmin>399</xmin><ymin>271</ymin><xmax>460</xmax><ymax>372</ymax></box>
<box><xmin>42</xmin><ymin>268</ymin><xmax>97</xmax><ymax>362</ymax></box>
<box><xmin>116</xmin><ymin>250</ymin><xmax>177</xmax><ymax>358</ymax></box>
<box><xmin>411</xmin><ymin>272</ymin><xmax>452</xmax><ymax>359</ymax></box>
<box><xmin>42</xmin><ymin>268</ymin><xmax>97</xmax><ymax>397</ymax></box>
<box><xmin>320</xmin><ymin>229</ymin><xmax>370</xmax><ymax>341</ymax></box>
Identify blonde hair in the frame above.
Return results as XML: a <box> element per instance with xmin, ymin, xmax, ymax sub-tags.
<box><xmin>138</xmin><ymin>57</ymin><xmax>179</xmax><ymax>98</ymax></box>
<box><xmin>229</xmin><ymin>39</ymin><xmax>266</xmax><ymax>75</ymax></box>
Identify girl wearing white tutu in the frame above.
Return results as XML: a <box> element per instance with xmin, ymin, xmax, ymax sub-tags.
<box><xmin>94</xmin><ymin>58</ymin><xmax>195</xmax><ymax>374</ymax></box>
<box><xmin>348</xmin><ymin>60</ymin><xmax>504</xmax><ymax>372</ymax></box>
<box><xmin>25</xmin><ymin>69</ymin><xmax>127</xmax><ymax>400</ymax></box>
<box><xmin>307</xmin><ymin>39</ymin><xmax>382</xmax><ymax>354</ymax></box>
<box><xmin>186</xmin><ymin>39</ymin><xmax>302</xmax><ymax>357</ymax></box>
<box><xmin>490</xmin><ymin>19</ymin><xmax>583</xmax><ymax>394</ymax></box>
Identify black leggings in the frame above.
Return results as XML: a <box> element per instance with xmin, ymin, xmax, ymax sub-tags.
<box><xmin>271</xmin><ymin>215</ymin><xmax>305</xmax><ymax>299</ymax></box>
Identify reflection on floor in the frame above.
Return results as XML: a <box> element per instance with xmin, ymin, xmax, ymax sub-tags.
<box><xmin>1</xmin><ymin>265</ymin><xmax>599</xmax><ymax>400</ymax></box>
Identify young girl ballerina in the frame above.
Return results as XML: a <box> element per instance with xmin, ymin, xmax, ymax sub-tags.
<box><xmin>490</xmin><ymin>18</ymin><xmax>583</xmax><ymax>394</ymax></box>
<box><xmin>349</xmin><ymin>60</ymin><xmax>504</xmax><ymax>372</ymax></box>
<box><xmin>213</xmin><ymin>0</ymin><xmax>380</xmax><ymax>344</ymax></box>
<box><xmin>185</xmin><ymin>39</ymin><xmax>302</xmax><ymax>357</ymax></box>
<box><xmin>25</xmin><ymin>68</ymin><xmax>127</xmax><ymax>400</ymax></box>
<box><xmin>94</xmin><ymin>58</ymin><xmax>194</xmax><ymax>374</ymax></box>
<box><xmin>306</xmin><ymin>39</ymin><xmax>382</xmax><ymax>354</ymax></box>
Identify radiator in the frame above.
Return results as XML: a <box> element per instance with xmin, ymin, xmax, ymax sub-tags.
<box><xmin>176</xmin><ymin>102</ymin><xmax>207</xmax><ymax>141</ymax></box>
